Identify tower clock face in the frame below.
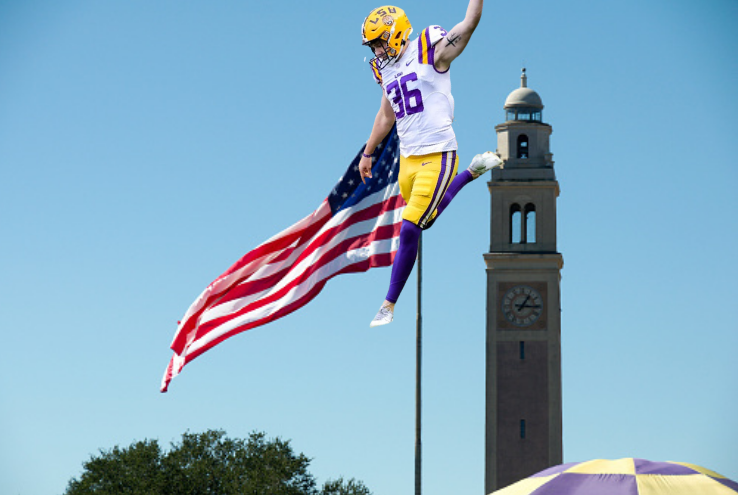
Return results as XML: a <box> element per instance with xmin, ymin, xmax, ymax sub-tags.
<box><xmin>502</xmin><ymin>285</ymin><xmax>544</xmax><ymax>327</ymax></box>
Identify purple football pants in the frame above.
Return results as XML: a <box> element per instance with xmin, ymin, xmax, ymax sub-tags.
<box><xmin>385</xmin><ymin>169</ymin><xmax>474</xmax><ymax>303</ymax></box>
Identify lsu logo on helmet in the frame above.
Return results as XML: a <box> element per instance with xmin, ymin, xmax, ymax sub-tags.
<box><xmin>361</xmin><ymin>6</ymin><xmax>413</xmax><ymax>69</ymax></box>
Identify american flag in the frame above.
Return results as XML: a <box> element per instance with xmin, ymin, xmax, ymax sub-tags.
<box><xmin>161</xmin><ymin>128</ymin><xmax>403</xmax><ymax>392</ymax></box>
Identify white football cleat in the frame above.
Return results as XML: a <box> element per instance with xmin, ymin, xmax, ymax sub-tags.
<box><xmin>369</xmin><ymin>305</ymin><xmax>394</xmax><ymax>327</ymax></box>
<box><xmin>468</xmin><ymin>151</ymin><xmax>503</xmax><ymax>176</ymax></box>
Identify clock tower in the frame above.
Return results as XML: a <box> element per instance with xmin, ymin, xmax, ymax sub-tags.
<box><xmin>484</xmin><ymin>69</ymin><xmax>563</xmax><ymax>492</ymax></box>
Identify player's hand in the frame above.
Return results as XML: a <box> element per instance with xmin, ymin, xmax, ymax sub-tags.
<box><xmin>359</xmin><ymin>155</ymin><xmax>373</xmax><ymax>184</ymax></box>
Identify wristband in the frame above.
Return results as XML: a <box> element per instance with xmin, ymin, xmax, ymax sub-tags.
<box><xmin>362</xmin><ymin>150</ymin><xmax>373</xmax><ymax>158</ymax></box>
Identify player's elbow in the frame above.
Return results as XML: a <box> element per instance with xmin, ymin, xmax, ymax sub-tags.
<box><xmin>381</xmin><ymin>115</ymin><xmax>395</xmax><ymax>133</ymax></box>
<box><xmin>379</xmin><ymin>109</ymin><xmax>396</xmax><ymax>128</ymax></box>
<box><xmin>466</xmin><ymin>6</ymin><xmax>483</xmax><ymax>30</ymax></box>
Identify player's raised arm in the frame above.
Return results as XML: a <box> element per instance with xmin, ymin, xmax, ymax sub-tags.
<box><xmin>434</xmin><ymin>0</ymin><xmax>483</xmax><ymax>72</ymax></box>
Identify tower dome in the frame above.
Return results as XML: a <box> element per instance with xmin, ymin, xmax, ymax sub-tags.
<box><xmin>504</xmin><ymin>68</ymin><xmax>543</xmax><ymax>122</ymax></box>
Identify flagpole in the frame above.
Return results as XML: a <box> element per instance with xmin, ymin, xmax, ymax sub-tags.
<box><xmin>415</xmin><ymin>232</ymin><xmax>422</xmax><ymax>495</ymax></box>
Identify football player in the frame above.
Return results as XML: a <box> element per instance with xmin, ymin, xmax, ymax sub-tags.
<box><xmin>359</xmin><ymin>1</ymin><xmax>503</xmax><ymax>327</ymax></box>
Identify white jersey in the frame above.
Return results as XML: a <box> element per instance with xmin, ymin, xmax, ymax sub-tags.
<box><xmin>371</xmin><ymin>25</ymin><xmax>456</xmax><ymax>158</ymax></box>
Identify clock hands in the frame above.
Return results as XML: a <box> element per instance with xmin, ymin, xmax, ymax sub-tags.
<box><xmin>515</xmin><ymin>295</ymin><xmax>530</xmax><ymax>310</ymax></box>
<box><xmin>515</xmin><ymin>295</ymin><xmax>541</xmax><ymax>311</ymax></box>
<box><xmin>520</xmin><ymin>301</ymin><xmax>541</xmax><ymax>309</ymax></box>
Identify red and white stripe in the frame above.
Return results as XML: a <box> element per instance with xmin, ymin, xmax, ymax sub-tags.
<box><xmin>161</xmin><ymin>182</ymin><xmax>404</xmax><ymax>392</ymax></box>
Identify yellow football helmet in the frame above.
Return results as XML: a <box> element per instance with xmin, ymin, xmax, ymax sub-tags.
<box><xmin>361</xmin><ymin>6</ymin><xmax>413</xmax><ymax>69</ymax></box>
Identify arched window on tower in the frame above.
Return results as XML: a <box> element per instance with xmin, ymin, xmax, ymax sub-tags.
<box><xmin>525</xmin><ymin>203</ymin><xmax>536</xmax><ymax>244</ymax></box>
<box><xmin>510</xmin><ymin>204</ymin><xmax>522</xmax><ymax>244</ymax></box>
<box><xmin>517</xmin><ymin>134</ymin><xmax>529</xmax><ymax>159</ymax></box>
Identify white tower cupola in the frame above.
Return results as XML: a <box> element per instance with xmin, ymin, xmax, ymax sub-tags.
<box><xmin>504</xmin><ymin>68</ymin><xmax>544</xmax><ymax>123</ymax></box>
<box><xmin>495</xmin><ymin>69</ymin><xmax>554</xmax><ymax>173</ymax></box>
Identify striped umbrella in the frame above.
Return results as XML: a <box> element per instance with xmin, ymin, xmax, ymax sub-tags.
<box><xmin>492</xmin><ymin>458</ymin><xmax>738</xmax><ymax>495</ymax></box>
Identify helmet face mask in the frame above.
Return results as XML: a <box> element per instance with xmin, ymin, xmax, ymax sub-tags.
<box><xmin>366</xmin><ymin>38</ymin><xmax>395</xmax><ymax>69</ymax></box>
<box><xmin>361</xmin><ymin>6</ymin><xmax>412</xmax><ymax>70</ymax></box>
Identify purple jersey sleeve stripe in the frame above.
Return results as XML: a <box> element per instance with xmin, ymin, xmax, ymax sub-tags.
<box><xmin>424</xmin><ymin>28</ymin><xmax>433</xmax><ymax>65</ymax></box>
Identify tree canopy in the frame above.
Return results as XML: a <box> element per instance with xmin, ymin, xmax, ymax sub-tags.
<box><xmin>65</xmin><ymin>430</ymin><xmax>371</xmax><ymax>495</ymax></box>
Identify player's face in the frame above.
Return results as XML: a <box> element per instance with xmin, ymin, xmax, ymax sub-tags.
<box><xmin>368</xmin><ymin>39</ymin><xmax>388</xmax><ymax>60</ymax></box>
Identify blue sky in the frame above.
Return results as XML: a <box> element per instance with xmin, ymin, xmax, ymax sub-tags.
<box><xmin>1</xmin><ymin>1</ymin><xmax>736</xmax><ymax>494</ymax></box>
